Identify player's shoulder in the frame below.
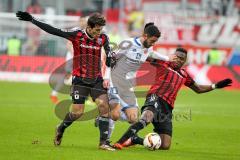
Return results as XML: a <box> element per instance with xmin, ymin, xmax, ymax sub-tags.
<box><xmin>100</xmin><ymin>32</ymin><xmax>108</xmax><ymax>37</ymax></box>
<box><xmin>180</xmin><ymin>68</ymin><xmax>190</xmax><ymax>77</ymax></box>
<box><xmin>99</xmin><ymin>33</ymin><xmax>110</xmax><ymax>42</ymax></box>
<box><xmin>159</xmin><ymin>60</ymin><xmax>169</xmax><ymax>66</ymax></box>
<box><xmin>150</xmin><ymin>59</ymin><xmax>167</xmax><ymax>68</ymax></box>
<box><xmin>131</xmin><ymin>37</ymin><xmax>142</xmax><ymax>47</ymax></box>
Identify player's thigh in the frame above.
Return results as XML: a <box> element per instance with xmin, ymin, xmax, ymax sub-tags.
<box><xmin>124</xmin><ymin>107</ymin><xmax>139</xmax><ymax>123</ymax></box>
<box><xmin>71</xmin><ymin>104</ymin><xmax>85</xmax><ymax>115</ymax></box>
<box><xmin>71</xmin><ymin>77</ymin><xmax>91</xmax><ymax>104</ymax></box>
<box><xmin>95</xmin><ymin>94</ymin><xmax>110</xmax><ymax>116</ymax></box>
<box><xmin>90</xmin><ymin>78</ymin><xmax>107</xmax><ymax>102</ymax></box>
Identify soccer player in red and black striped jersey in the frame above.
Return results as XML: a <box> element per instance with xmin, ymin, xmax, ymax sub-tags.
<box><xmin>113</xmin><ymin>47</ymin><xmax>232</xmax><ymax>150</ymax></box>
<box><xmin>16</xmin><ymin>11</ymin><xmax>115</xmax><ymax>150</ymax></box>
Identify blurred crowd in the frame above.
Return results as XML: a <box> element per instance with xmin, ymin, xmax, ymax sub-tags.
<box><xmin>0</xmin><ymin>0</ymin><xmax>240</xmax><ymax>58</ymax></box>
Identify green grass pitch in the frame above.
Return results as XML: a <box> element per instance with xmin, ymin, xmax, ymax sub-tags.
<box><xmin>0</xmin><ymin>81</ymin><xmax>239</xmax><ymax>160</ymax></box>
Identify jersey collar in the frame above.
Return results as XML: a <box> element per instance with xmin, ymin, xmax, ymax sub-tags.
<box><xmin>134</xmin><ymin>37</ymin><xmax>142</xmax><ymax>47</ymax></box>
<box><xmin>84</xmin><ymin>29</ymin><xmax>94</xmax><ymax>40</ymax></box>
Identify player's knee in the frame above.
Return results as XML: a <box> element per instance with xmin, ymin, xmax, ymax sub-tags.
<box><xmin>128</xmin><ymin>115</ymin><xmax>138</xmax><ymax>124</ymax></box>
<box><xmin>160</xmin><ymin>141</ymin><xmax>171</xmax><ymax>150</ymax></box>
<box><xmin>97</xmin><ymin>101</ymin><xmax>110</xmax><ymax>115</ymax></box>
<box><xmin>141</xmin><ymin>110</ymin><xmax>154</xmax><ymax>123</ymax></box>
<box><xmin>70</xmin><ymin>112</ymin><xmax>83</xmax><ymax>120</ymax></box>
<box><xmin>111</xmin><ymin>110</ymin><xmax>120</xmax><ymax>121</ymax></box>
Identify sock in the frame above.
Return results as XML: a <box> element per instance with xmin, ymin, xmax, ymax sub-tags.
<box><xmin>107</xmin><ymin>118</ymin><xmax>115</xmax><ymax>142</ymax></box>
<box><xmin>58</xmin><ymin>112</ymin><xmax>78</xmax><ymax>132</ymax></box>
<box><xmin>132</xmin><ymin>134</ymin><xmax>144</xmax><ymax>145</ymax></box>
<box><xmin>117</xmin><ymin>119</ymin><xmax>147</xmax><ymax>144</ymax></box>
<box><xmin>51</xmin><ymin>90</ymin><xmax>58</xmax><ymax>96</ymax></box>
<box><xmin>98</xmin><ymin>116</ymin><xmax>109</xmax><ymax>144</ymax></box>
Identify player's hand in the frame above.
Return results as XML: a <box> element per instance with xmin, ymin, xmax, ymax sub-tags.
<box><xmin>103</xmin><ymin>79</ymin><xmax>110</xmax><ymax>89</ymax></box>
<box><xmin>215</xmin><ymin>78</ymin><xmax>232</xmax><ymax>89</ymax></box>
<box><xmin>168</xmin><ymin>54</ymin><xmax>178</xmax><ymax>62</ymax></box>
<box><xmin>16</xmin><ymin>11</ymin><xmax>33</xmax><ymax>21</ymax></box>
<box><xmin>110</xmin><ymin>52</ymin><xmax>117</xmax><ymax>69</ymax></box>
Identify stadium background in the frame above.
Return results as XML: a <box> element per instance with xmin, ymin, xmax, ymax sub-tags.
<box><xmin>0</xmin><ymin>0</ymin><xmax>239</xmax><ymax>160</ymax></box>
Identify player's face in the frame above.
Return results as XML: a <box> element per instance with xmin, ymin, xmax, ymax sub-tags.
<box><xmin>143</xmin><ymin>35</ymin><xmax>159</xmax><ymax>48</ymax></box>
<box><xmin>171</xmin><ymin>51</ymin><xmax>187</xmax><ymax>69</ymax></box>
<box><xmin>87</xmin><ymin>25</ymin><xmax>103</xmax><ymax>38</ymax></box>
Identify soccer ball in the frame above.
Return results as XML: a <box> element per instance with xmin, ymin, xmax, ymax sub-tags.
<box><xmin>143</xmin><ymin>133</ymin><xmax>161</xmax><ymax>150</ymax></box>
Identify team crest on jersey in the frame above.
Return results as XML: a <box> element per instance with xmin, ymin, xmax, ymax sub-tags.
<box><xmin>97</xmin><ymin>38</ymin><xmax>102</xmax><ymax>45</ymax></box>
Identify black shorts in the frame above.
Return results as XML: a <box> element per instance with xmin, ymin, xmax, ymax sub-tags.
<box><xmin>141</xmin><ymin>94</ymin><xmax>173</xmax><ymax>136</ymax></box>
<box><xmin>71</xmin><ymin>76</ymin><xmax>107</xmax><ymax>104</ymax></box>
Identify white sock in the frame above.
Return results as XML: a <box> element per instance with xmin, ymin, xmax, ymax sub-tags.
<box><xmin>51</xmin><ymin>90</ymin><xmax>58</xmax><ymax>96</ymax></box>
<box><xmin>107</xmin><ymin>118</ymin><xmax>115</xmax><ymax>141</ymax></box>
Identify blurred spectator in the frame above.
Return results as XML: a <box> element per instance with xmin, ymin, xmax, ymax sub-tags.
<box><xmin>210</xmin><ymin>0</ymin><xmax>221</xmax><ymax>16</ymax></box>
<box><xmin>7</xmin><ymin>36</ymin><xmax>21</xmax><ymax>56</ymax></box>
<box><xmin>79</xmin><ymin>16</ymin><xmax>88</xmax><ymax>29</ymax></box>
<box><xmin>25</xmin><ymin>0</ymin><xmax>43</xmax><ymax>55</ymax></box>
<box><xmin>207</xmin><ymin>47</ymin><xmax>222</xmax><ymax>65</ymax></box>
<box><xmin>81</xmin><ymin>0</ymin><xmax>98</xmax><ymax>16</ymax></box>
<box><xmin>108</xmin><ymin>25</ymin><xmax>121</xmax><ymax>45</ymax></box>
<box><xmin>26</xmin><ymin>0</ymin><xmax>43</xmax><ymax>14</ymax></box>
<box><xmin>127</xmin><ymin>9</ymin><xmax>144</xmax><ymax>37</ymax></box>
<box><xmin>222</xmin><ymin>0</ymin><xmax>229</xmax><ymax>16</ymax></box>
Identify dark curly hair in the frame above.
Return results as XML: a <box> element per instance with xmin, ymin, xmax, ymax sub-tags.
<box><xmin>87</xmin><ymin>12</ymin><xmax>106</xmax><ymax>28</ymax></box>
<box><xmin>144</xmin><ymin>22</ymin><xmax>161</xmax><ymax>38</ymax></box>
<box><xmin>176</xmin><ymin>47</ymin><xmax>187</xmax><ymax>54</ymax></box>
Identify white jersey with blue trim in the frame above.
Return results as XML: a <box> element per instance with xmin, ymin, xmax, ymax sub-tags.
<box><xmin>109</xmin><ymin>37</ymin><xmax>169</xmax><ymax>108</ymax></box>
<box><xmin>112</xmin><ymin>37</ymin><xmax>164</xmax><ymax>77</ymax></box>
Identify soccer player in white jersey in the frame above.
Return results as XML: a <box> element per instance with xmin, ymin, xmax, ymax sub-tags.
<box><xmin>106</xmin><ymin>23</ymin><xmax>177</xmax><ymax>143</ymax></box>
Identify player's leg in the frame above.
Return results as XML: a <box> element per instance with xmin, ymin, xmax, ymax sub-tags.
<box><xmin>50</xmin><ymin>75</ymin><xmax>65</xmax><ymax>104</ymax></box>
<box><xmin>159</xmin><ymin>134</ymin><xmax>171</xmax><ymax>150</ymax></box>
<box><xmin>114</xmin><ymin>94</ymin><xmax>158</xmax><ymax>149</ymax></box>
<box><xmin>107</xmin><ymin>103</ymin><xmax>120</xmax><ymax>142</ymax></box>
<box><xmin>54</xmin><ymin>77</ymin><xmax>90</xmax><ymax>146</ymax></box>
<box><xmin>151</xmin><ymin>97</ymin><xmax>173</xmax><ymax>150</ymax></box>
<box><xmin>120</xmin><ymin>90</ymin><xmax>139</xmax><ymax>123</ymax></box>
<box><xmin>105</xmin><ymin>86</ymin><xmax>121</xmax><ymax>142</ymax></box>
<box><xmin>91</xmin><ymin>79</ymin><xmax>115</xmax><ymax>151</ymax></box>
<box><xmin>124</xmin><ymin>107</ymin><xmax>138</xmax><ymax>124</ymax></box>
<box><xmin>113</xmin><ymin>109</ymin><xmax>154</xmax><ymax>149</ymax></box>
<box><xmin>50</xmin><ymin>90</ymin><xmax>59</xmax><ymax>104</ymax></box>
<box><xmin>117</xmin><ymin>107</ymin><xmax>139</xmax><ymax>148</ymax></box>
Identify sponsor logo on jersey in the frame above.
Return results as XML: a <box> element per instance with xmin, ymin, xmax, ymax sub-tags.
<box><xmin>80</xmin><ymin>44</ymin><xmax>100</xmax><ymax>50</ymax></box>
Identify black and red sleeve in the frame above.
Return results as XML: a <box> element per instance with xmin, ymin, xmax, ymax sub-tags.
<box><xmin>32</xmin><ymin>18</ymin><xmax>78</xmax><ymax>40</ymax></box>
<box><xmin>184</xmin><ymin>70</ymin><xmax>195</xmax><ymax>87</ymax></box>
<box><xmin>102</xmin><ymin>34</ymin><xmax>112</xmax><ymax>67</ymax></box>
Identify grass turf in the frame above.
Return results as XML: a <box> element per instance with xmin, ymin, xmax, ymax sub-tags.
<box><xmin>0</xmin><ymin>81</ymin><xmax>239</xmax><ymax>160</ymax></box>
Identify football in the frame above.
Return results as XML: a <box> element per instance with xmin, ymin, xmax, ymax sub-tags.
<box><xmin>143</xmin><ymin>133</ymin><xmax>162</xmax><ymax>150</ymax></box>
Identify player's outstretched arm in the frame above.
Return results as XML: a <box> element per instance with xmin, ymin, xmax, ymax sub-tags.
<box><xmin>189</xmin><ymin>78</ymin><xmax>232</xmax><ymax>94</ymax></box>
<box><xmin>16</xmin><ymin>11</ymin><xmax>77</xmax><ymax>40</ymax></box>
<box><xmin>149</xmin><ymin>51</ymin><xmax>178</xmax><ymax>62</ymax></box>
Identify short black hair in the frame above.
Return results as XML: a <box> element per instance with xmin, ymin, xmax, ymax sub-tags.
<box><xmin>87</xmin><ymin>12</ymin><xmax>106</xmax><ymax>28</ymax></box>
<box><xmin>144</xmin><ymin>22</ymin><xmax>161</xmax><ymax>38</ymax></box>
<box><xmin>176</xmin><ymin>47</ymin><xmax>187</xmax><ymax>54</ymax></box>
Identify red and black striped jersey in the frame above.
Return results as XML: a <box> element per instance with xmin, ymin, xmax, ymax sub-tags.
<box><xmin>70</xmin><ymin>29</ymin><xmax>110</xmax><ymax>78</ymax></box>
<box><xmin>147</xmin><ymin>60</ymin><xmax>195</xmax><ymax>108</ymax></box>
<box><xmin>32</xmin><ymin>19</ymin><xmax>111</xmax><ymax>78</ymax></box>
